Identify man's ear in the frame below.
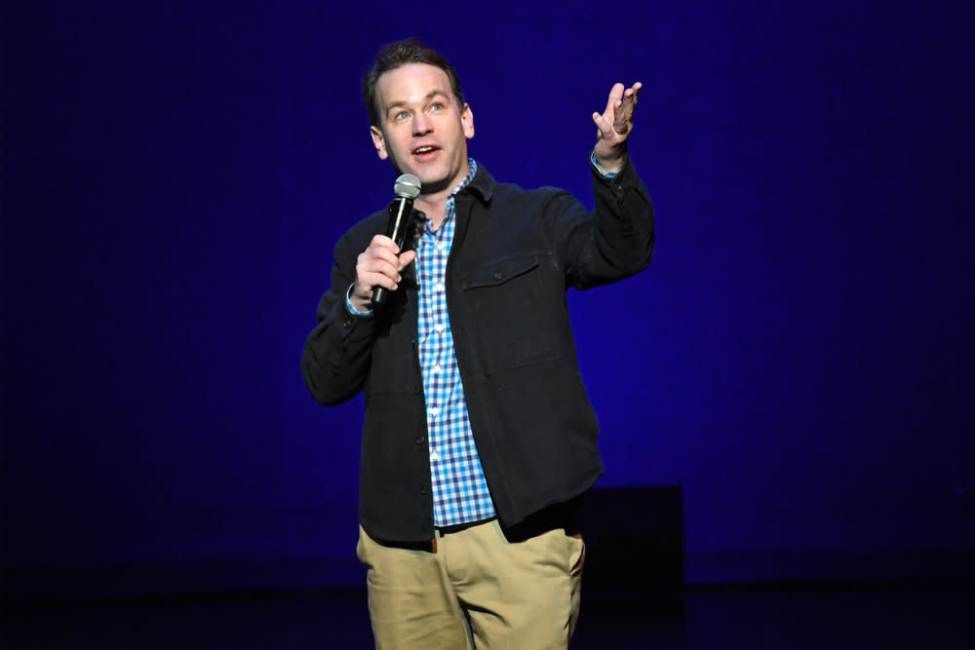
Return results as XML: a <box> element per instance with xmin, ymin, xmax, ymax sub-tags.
<box><xmin>370</xmin><ymin>126</ymin><xmax>388</xmax><ymax>160</ymax></box>
<box><xmin>462</xmin><ymin>103</ymin><xmax>475</xmax><ymax>139</ymax></box>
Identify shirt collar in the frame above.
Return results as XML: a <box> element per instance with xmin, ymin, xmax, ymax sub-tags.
<box><xmin>448</xmin><ymin>158</ymin><xmax>478</xmax><ymax>199</ymax></box>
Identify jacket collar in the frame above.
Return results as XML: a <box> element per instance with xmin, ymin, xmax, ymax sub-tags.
<box><xmin>460</xmin><ymin>162</ymin><xmax>495</xmax><ymax>204</ymax></box>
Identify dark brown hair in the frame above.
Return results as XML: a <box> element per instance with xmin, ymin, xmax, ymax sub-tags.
<box><xmin>363</xmin><ymin>38</ymin><xmax>466</xmax><ymax>127</ymax></box>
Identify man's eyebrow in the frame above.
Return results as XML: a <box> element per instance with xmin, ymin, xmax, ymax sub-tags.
<box><xmin>385</xmin><ymin>90</ymin><xmax>450</xmax><ymax>113</ymax></box>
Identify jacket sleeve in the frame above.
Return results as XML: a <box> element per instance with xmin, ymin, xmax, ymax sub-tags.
<box><xmin>551</xmin><ymin>156</ymin><xmax>655</xmax><ymax>289</ymax></box>
<box><xmin>300</xmin><ymin>230</ymin><xmax>378</xmax><ymax>405</ymax></box>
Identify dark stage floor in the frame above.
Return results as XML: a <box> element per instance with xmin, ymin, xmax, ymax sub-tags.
<box><xmin>4</xmin><ymin>584</ymin><xmax>972</xmax><ymax>649</ymax></box>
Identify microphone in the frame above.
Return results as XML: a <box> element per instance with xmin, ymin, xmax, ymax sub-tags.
<box><xmin>372</xmin><ymin>173</ymin><xmax>421</xmax><ymax>306</ymax></box>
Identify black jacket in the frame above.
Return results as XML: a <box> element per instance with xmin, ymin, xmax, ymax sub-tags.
<box><xmin>301</xmin><ymin>160</ymin><xmax>654</xmax><ymax>542</ymax></box>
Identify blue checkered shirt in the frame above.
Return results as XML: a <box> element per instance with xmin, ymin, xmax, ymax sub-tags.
<box><xmin>415</xmin><ymin>159</ymin><xmax>496</xmax><ymax>527</ymax></box>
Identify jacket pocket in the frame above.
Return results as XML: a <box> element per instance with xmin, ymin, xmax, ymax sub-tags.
<box><xmin>462</xmin><ymin>255</ymin><xmax>540</xmax><ymax>289</ymax></box>
<box><xmin>461</xmin><ymin>253</ymin><xmax>558</xmax><ymax>373</ymax></box>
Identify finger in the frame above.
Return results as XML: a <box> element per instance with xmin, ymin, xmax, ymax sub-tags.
<box><xmin>369</xmin><ymin>248</ymin><xmax>399</xmax><ymax>266</ymax></box>
<box><xmin>602</xmin><ymin>82</ymin><xmax>625</xmax><ymax>117</ymax></box>
<box><xmin>613</xmin><ymin>82</ymin><xmax>642</xmax><ymax>134</ymax></box>
<box><xmin>592</xmin><ymin>112</ymin><xmax>616</xmax><ymax>140</ymax></box>
<box><xmin>365</xmin><ymin>244</ymin><xmax>401</xmax><ymax>268</ymax></box>
<box><xmin>359</xmin><ymin>258</ymin><xmax>402</xmax><ymax>283</ymax></box>
<box><xmin>616</xmin><ymin>81</ymin><xmax>643</xmax><ymax>115</ymax></box>
<box><xmin>358</xmin><ymin>270</ymin><xmax>399</xmax><ymax>292</ymax></box>
<box><xmin>620</xmin><ymin>82</ymin><xmax>642</xmax><ymax>113</ymax></box>
<box><xmin>370</xmin><ymin>234</ymin><xmax>400</xmax><ymax>254</ymax></box>
<box><xmin>613</xmin><ymin>104</ymin><xmax>633</xmax><ymax>135</ymax></box>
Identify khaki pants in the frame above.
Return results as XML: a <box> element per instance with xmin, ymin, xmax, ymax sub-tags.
<box><xmin>357</xmin><ymin>519</ymin><xmax>585</xmax><ymax>649</ymax></box>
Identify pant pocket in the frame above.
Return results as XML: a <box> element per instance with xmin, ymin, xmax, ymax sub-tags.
<box><xmin>567</xmin><ymin>532</ymin><xmax>585</xmax><ymax>577</ymax></box>
<box><xmin>356</xmin><ymin>526</ymin><xmax>368</xmax><ymax>565</ymax></box>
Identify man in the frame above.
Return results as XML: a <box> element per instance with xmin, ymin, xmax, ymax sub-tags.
<box><xmin>302</xmin><ymin>38</ymin><xmax>653</xmax><ymax>649</ymax></box>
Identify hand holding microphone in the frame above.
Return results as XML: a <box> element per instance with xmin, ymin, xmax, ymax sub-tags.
<box><xmin>349</xmin><ymin>174</ymin><xmax>422</xmax><ymax>312</ymax></box>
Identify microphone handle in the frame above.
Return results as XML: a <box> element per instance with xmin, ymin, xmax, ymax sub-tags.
<box><xmin>371</xmin><ymin>196</ymin><xmax>414</xmax><ymax>307</ymax></box>
<box><xmin>371</xmin><ymin>286</ymin><xmax>389</xmax><ymax>306</ymax></box>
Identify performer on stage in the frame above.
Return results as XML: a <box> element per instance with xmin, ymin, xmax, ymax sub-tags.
<box><xmin>302</xmin><ymin>38</ymin><xmax>653</xmax><ymax>649</ymax></box>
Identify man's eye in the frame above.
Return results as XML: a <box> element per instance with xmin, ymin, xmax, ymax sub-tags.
<box><xmin>429</xmin><ymin>102</ymin><xmax>444</xmax><ymax>112</ymax></box>
<box><xmin>393</xmin><ymin>111</ymin><xmax>410</xmax><ymax>122</ymax></box>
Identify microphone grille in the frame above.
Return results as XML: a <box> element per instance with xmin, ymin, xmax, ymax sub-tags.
<box><xmin>394</xmin><ymin>173</ymin><xmax>422</xmax><ymax>199</ymax></box>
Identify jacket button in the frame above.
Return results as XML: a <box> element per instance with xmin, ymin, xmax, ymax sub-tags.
<box><xmin>420</xmin><ymin>488</ymin><xmax>428</xmax><ymax>495</ymax></box>
<box><xmin>493</xmin><ymin>271</ymin><xmax>503</xmax><ymax>280</ymax></box>
<box><xmin>415</xmin><ymin>436</ymin><xmax>425</xmax><ymax>445</ymax></box>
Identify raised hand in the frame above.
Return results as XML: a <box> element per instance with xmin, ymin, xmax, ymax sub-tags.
<box><xmin>592</xmin><ymin>81</ymin><xmax>642</xmax><ymax>172</ymax></box>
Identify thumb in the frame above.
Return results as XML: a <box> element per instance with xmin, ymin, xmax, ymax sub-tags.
<box><xmin>398</xmin><ymin>249</ymin><xmax>417</xmax><ymax>269</ymax></box>
<box><xmin>592</xmin><ymin>112</ymin><xmax>612</xmax><ymax>138</ymax></box>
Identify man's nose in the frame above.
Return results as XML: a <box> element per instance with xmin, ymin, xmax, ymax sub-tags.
<box><xmin>412</xmin><ymin>112</ymin><xmax>432</xmax><ymax>135</ymax></box>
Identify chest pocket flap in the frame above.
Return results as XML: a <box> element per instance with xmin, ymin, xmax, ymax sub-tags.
<box><xmin>462</xmin><ymin>254</ymin><xmax>539</xmax><ymax>290</ymax></box>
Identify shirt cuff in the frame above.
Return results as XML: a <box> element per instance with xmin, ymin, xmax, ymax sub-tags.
<box><xmin>590</xmin><ymin>151</ymin><xmax>621</xmax><ymax>179</ymax></box>
<box><xmin>345</xmin><ymin>284</ymin><xmax>374</xmax><ymax>317</ymax></box>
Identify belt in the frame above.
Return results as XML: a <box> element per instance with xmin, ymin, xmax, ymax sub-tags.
<box><xmin>430</xmin><ymin>517</ymin><xmax>497</xmax><ymax>552</ymax></box>
<box><xmin>370</xmin><ymin>496</ymin><xmax>583</xmax><ymax>553</ymax></box>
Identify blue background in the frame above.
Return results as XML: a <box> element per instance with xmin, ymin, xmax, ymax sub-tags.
<box><xmin>3</xmin><ymin>0</ymin><xmax>972</xmax><ymax>589</ymax></box>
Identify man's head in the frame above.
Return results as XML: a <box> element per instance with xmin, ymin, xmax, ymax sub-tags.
<box><xmin>363</xmin><ymin>39</ymin><xmax>474</xmax><ymax>194</ymax></box>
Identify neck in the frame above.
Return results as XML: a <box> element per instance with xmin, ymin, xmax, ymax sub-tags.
<box><xmin>416</xmin><ymin>160</ymin><xmax>471</xmax><ymax>229</ymax></box>
<box><xmin>415</xmin><ymin>191</ymin><xmax>450</xmax><ymax>230</ymax></box>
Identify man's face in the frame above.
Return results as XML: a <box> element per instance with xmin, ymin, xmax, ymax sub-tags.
<box><xmin>370</xmin><ymin>63</ymin><xmax>474</xmax><ymax>195</ymax></box>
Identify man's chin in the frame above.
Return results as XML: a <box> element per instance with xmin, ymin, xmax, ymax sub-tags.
<box><xmin>390</xmin><ymin>157</ymin><xmax>461</xmax><ymax>196</ymax></box>
<box><xmin>419</xmin><ymin>175</ymin><xmax>451</xmax><ymax>195</ymax></box>
<box><xmin>391</xmin><ymin>166</ymin><xmax>450</xmax><ymax>195</ymax></box>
